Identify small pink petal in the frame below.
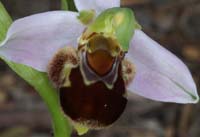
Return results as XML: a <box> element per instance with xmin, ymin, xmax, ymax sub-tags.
<box><xmin>0</xmin><ymin>11</ymin><xmax>85</xmax><ymax>72</ymax></box>
<box><xmin>74</xmin><ymin>0</ymin><xmax>120</xmax><ymax>15</ymax></box>
<box><xmin>126</xmin><ymin>30</ymin><xmax>199</xmax><ymax>103</ymax></box>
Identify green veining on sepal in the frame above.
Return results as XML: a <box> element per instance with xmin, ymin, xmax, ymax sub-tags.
<box><xmin>78</xmin><ymin>10</ymin><xmax>95</xmax><ymax>25</ymax></box>
<box><xmin>0</xmin><ymin>2</ymin><xmax>72</xmax><ymax>137</ymax></box>
<box><xmin>87</xmin><ymin>7</ymin><xmax>141</xmax><ymax>51</ymax></box>
<box><xmin>172</xmin><ymin>79</ymin><xmax>199</xmax><ymax>103</ymax></box>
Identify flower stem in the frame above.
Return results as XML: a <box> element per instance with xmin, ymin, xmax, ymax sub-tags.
<box><xmin>0</xmin><ymin>2</ymin><xmax>72</xmax><ymax>137</ymax></box>
<box><xmin>61</xmin><ymin>0</ymin><xmax>77</xmax><ymax>11</ymax></box>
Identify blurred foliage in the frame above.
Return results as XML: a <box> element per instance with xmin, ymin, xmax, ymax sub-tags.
<box><xmin>61</xmin><ymin>0</ymin><xmax>77</xmax><ymax>11</ymax></box>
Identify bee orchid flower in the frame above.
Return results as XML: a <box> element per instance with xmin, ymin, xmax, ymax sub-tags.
<box><xmin>0</xmin><ymin>0</ymin><xmax>199</xmax><ymax>129</ymax></box>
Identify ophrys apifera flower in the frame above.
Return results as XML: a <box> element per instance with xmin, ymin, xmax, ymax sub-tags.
<box><xmin>0</xmin><ymin>0</ymin><xmax>199</xmax><ymax>130</ymax></box>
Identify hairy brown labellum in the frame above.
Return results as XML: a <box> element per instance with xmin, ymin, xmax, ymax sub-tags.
<box><xmin>48</xmin><ymin>37</ymin><xmax>135</xmax><ymax>129</ymax></box>
<box><xmin>48</xmin><ymin>47</ymin><xmax>79</xmax><ymax>87</ymax></box>
<box><xmin>59</xmin><ymin>65</ymin><xmax>127</xmax><ymax>128</ymax></box>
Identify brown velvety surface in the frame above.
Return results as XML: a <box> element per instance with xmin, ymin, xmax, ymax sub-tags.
<box><xmin>60</xmin><ymin>65</ymin><xmax>127</xmax><ymax>128</ymax></box>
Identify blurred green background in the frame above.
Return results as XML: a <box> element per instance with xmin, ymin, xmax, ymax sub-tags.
<box><xmin>0</xmin><ymin>0</ymin><xmax>200</xmax><ymax>137</ymax></box>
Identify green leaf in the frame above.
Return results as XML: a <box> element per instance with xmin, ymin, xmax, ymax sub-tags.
<box><xmin>61</xmin><ymin>0</ymin><xmax>68</xmax><ymax>10</ymax></box>
<box><xmin>0</xmin><ymin>2</ymin><xmax>72</xmax><ymax>137</ymax></box>
<box><xmin>0</xmin><ymin>2</ymin><xmax>12</xmax><ymax>43</ymax></box>
<box><xmin>61</xmin><ymin>0</ymin><xmax>77</xmax><ymax>11</ymax></box>
<box><xmin>5</xmin><ymin>60</ymin><xmax>72</xmax><ymax>137</ymax></box>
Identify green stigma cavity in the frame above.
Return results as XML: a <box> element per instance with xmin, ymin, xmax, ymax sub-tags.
<box><xmin>79</xmin><ymin>7</ymin><xmax>141</xmax><ymax>52</ymax></box>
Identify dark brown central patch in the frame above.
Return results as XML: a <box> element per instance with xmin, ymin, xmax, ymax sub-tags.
<box><xmin>59</xmin><ymin>65</ymin><xmax>127</xmax><ymax>128</ymax></box>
